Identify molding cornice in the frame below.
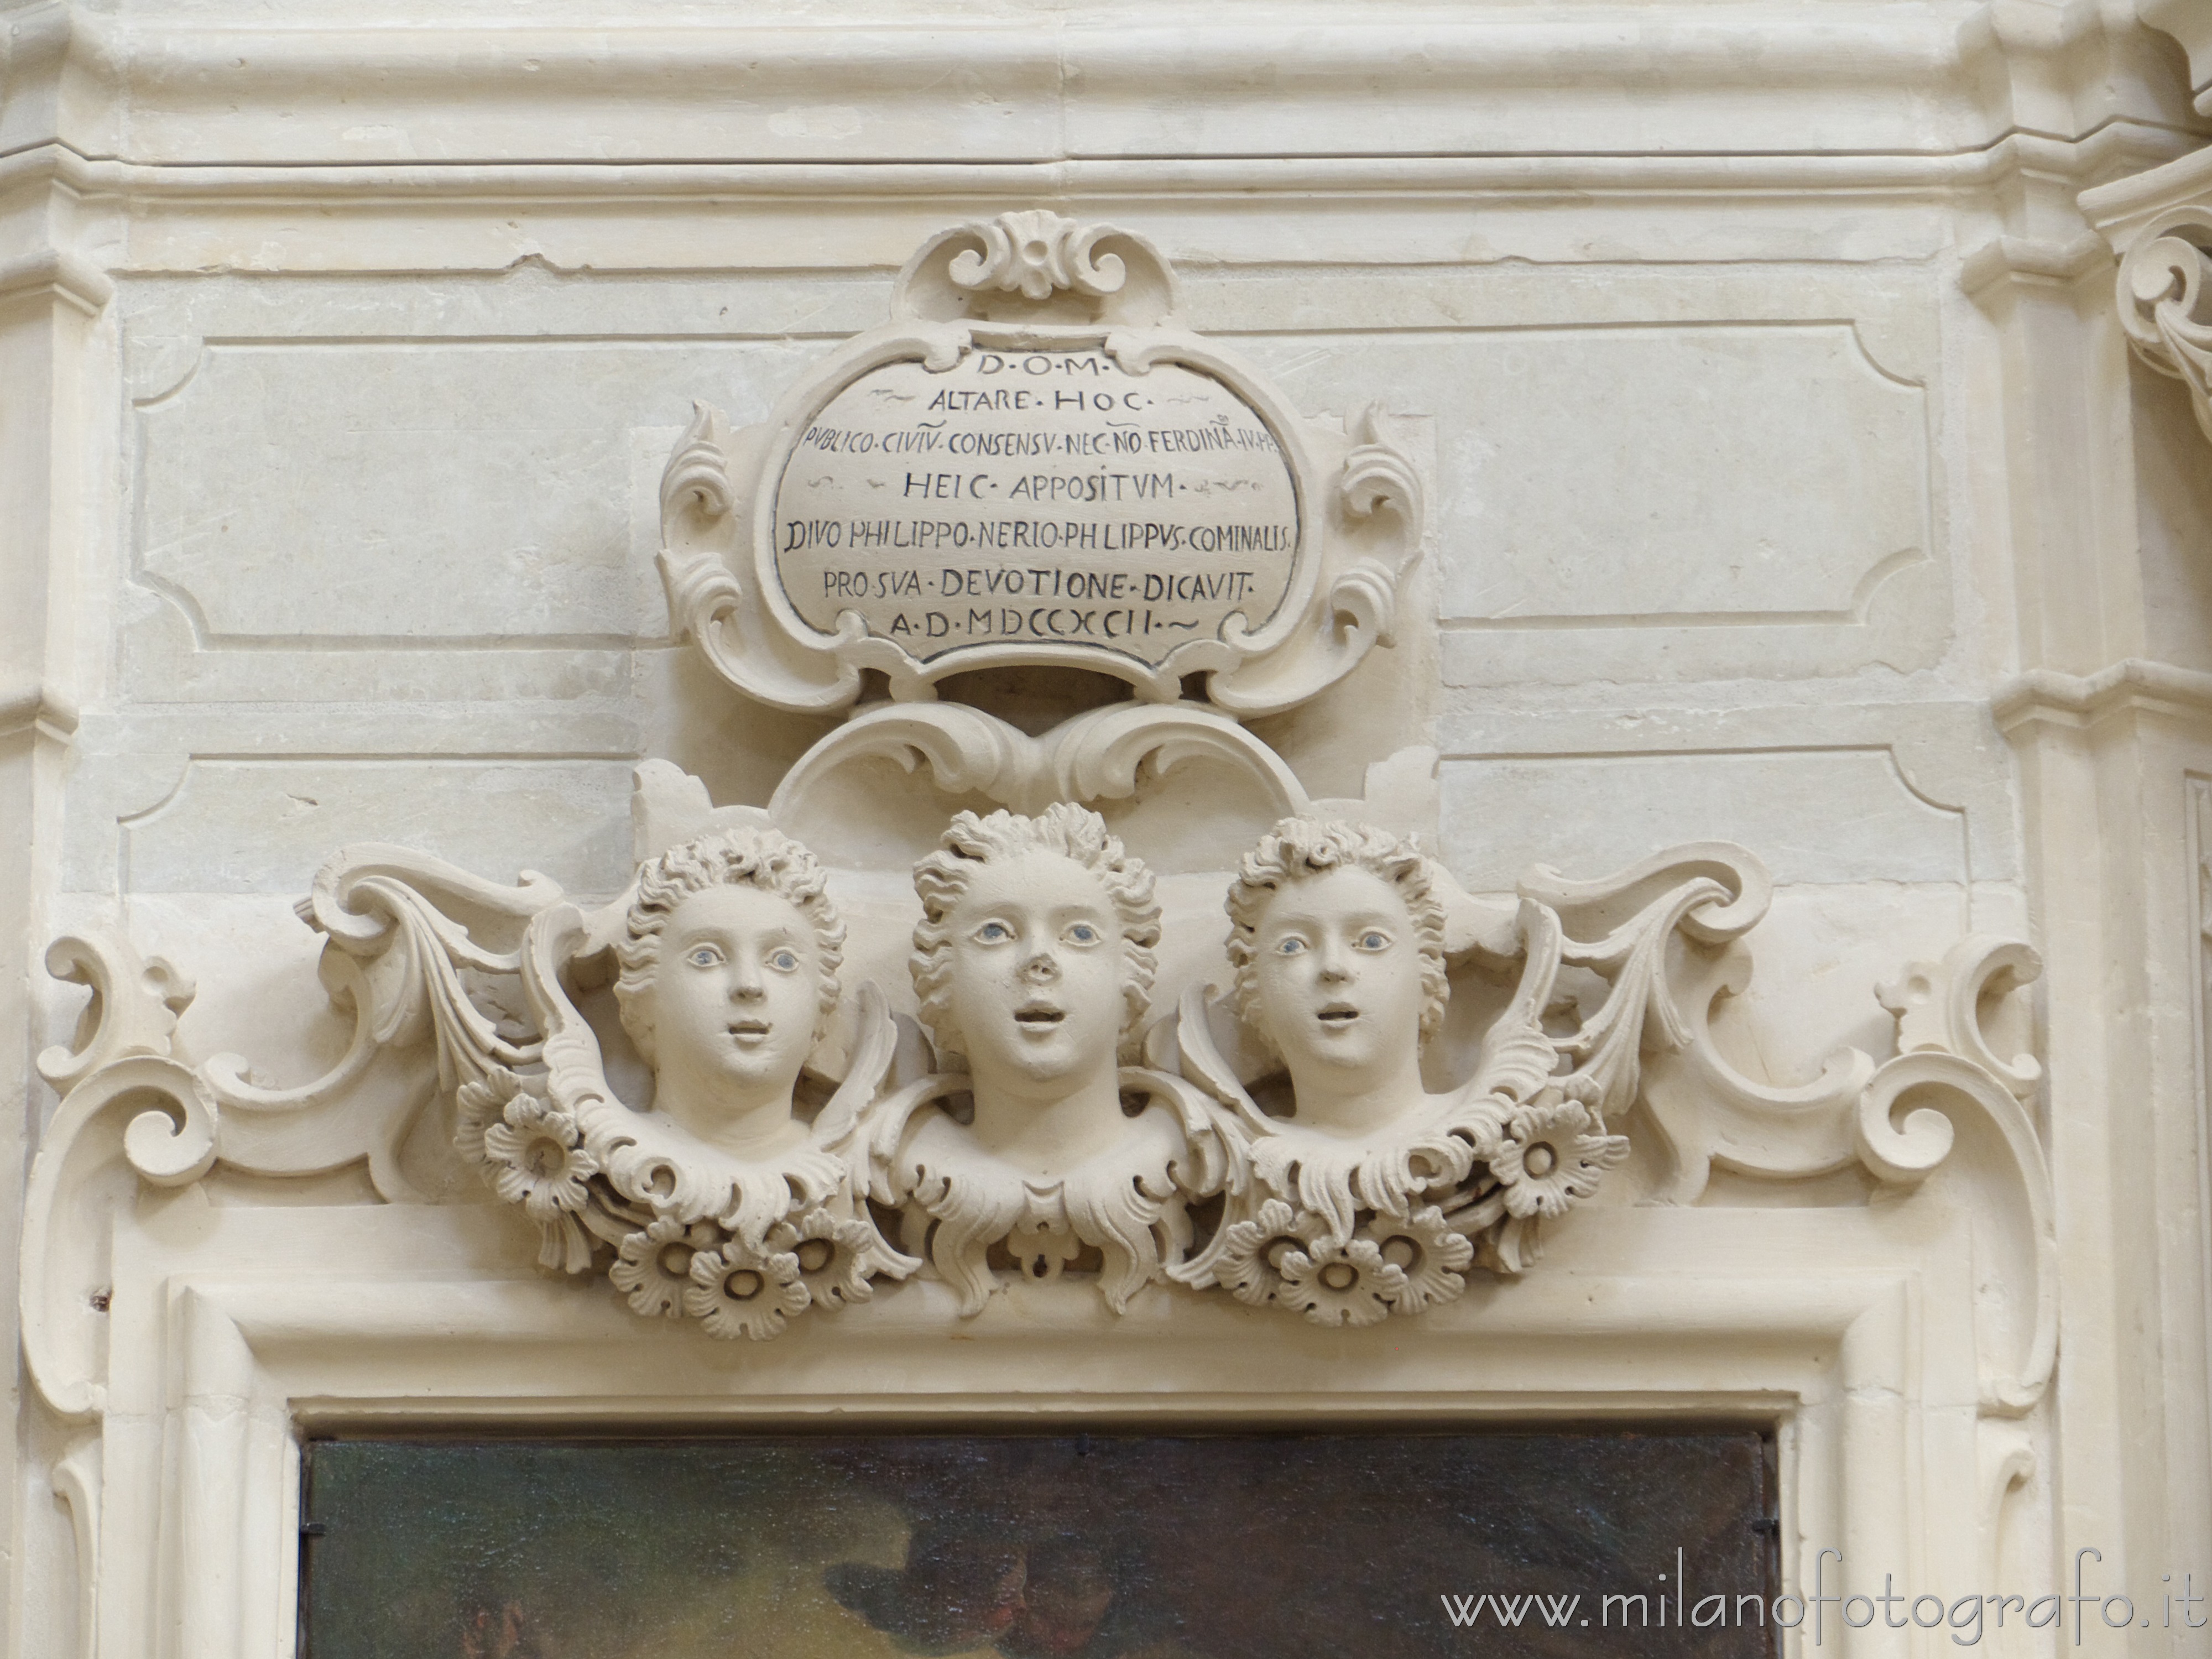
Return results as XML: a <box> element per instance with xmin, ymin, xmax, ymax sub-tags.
<box><xmin>1959</xmin><ymin>231</ymin><xmax>2113</xmax><ymax>303</ymax></box>
<box><xmin>1</xmin><ymin>125</ymin><xmax>2198</xmax><ymax>213</ymax></box>
<box><xmin>1993</xmin><ymin>657</ymin><xmax>2212</xmax><ymax>731</ymax></box>
<box><xmin>2140</xmin><ymin>0</ymin><xmax>2212</xmax><ymax>119</ymax></box>
<box><xmin>0</xmin><ymin>247</ymin><xmax>114</xmax><ymax>318</ymax></box>
<box><xmin>0</xmin><ymin>682</ymin><xmax>81</xmax><ymax>745</ymax></box>
<box><xmin>1</xmin><ymin>10</ymin><xmax>2145</xmax><ymax>168</ymax></box>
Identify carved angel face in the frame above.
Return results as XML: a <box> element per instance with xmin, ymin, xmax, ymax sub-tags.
<box><xmin>1249</xmin><ymin>864</ymin><xmax>1426</xmax><ymax>1097</ymax></box>
<box><xmin>644</xmin><ymin>884</ymin><xmax>821</xmax><ymax>1154</ymax></box>
<box><xmin>939</xmin><ymin>848</ymin><xmax>1126</xmax><ymax>1098</ymax></box>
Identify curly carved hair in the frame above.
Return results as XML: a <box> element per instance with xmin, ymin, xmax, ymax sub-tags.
<box><xmin>613</xmin><ymin>826</ymin><xmax>846</xmax><ymax>1065</ymax></box>
<box><xmin>1225</xmin><ymin>817</ymin><xmax>1450</xmax><ymax>1047</ymax></box>
<box><xmin>910</xmin><ymin>804</ymin><xmax>1161</xmax><ymax>1063</ymax></box>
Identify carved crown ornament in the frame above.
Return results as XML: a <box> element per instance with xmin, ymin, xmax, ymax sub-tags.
<box><xmin>25</xmin><ymin>213</ymin><xmax>2054</xmax><ymax>1434</ymax></box>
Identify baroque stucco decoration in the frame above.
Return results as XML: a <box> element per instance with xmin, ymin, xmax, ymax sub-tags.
<box><xmin>657</xmin><ymin>210</ymin><xmax>1424</xmax><ymax>714</ymax></box>
<box><xmin>26</xmin><ymin>768</ymin><xmax>2053</xmax><ymax>1365</ymax></box>
<box><xmin>25</xmin><ymin>217</ymin><xmax>2052</xmax><ymax>1434</ymax></box>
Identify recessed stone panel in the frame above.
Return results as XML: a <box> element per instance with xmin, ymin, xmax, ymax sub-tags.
<box><xmin>121</xmin><ymin>758</ymin><xmax>634</xmax><ymax>894</ymax></box>
<box><xmin>134</xmin><ymin>338</ymin><xmax>832</xmax><ymax>642</ymax></box>
<box><xmin>1438</xmin><ymin>749</ymin><xmax>1967</xmax><ymax>891</ymax></box>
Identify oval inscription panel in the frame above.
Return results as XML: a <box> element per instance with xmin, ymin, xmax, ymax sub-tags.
<box><xmin>771</xmin><ymin>349</ymin><xmax>1301</xmax><ymax>668</ymax></box>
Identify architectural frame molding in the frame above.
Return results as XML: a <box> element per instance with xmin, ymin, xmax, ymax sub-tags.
<box><xmin>83</xmin><ymin>1202</ymin><xmax>1969</xmax><ymax>1659</ymax></box>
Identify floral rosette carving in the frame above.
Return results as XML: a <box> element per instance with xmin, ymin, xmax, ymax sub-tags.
<box><xmin>456</xmin><ymin>1050</ymin><xmax>911</xmax><ymax>1342</ymax></box>
<box><xmin>1176</xmin><ymin>1071</ymin><xmax>1629</xmax><ymax>1323</ymax></box>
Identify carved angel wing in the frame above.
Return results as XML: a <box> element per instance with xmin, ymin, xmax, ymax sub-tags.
<box><xmin>1467</xmin><ymin>900</ymin><xmax>1566</xmax><ymax>1105</ymax></box>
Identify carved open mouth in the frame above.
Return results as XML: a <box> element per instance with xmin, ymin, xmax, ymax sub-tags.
<box><xmin>1317</xmin><ymin>1003</ymin><xmax>1360</xmax><ymax>1027</ymax></box>
<box><xmin>728</xmin><ymin>1019</ymin><xmax>771</xmax><ymax>1040</ymax></box>
<box><xmin>1015</xmin><ymin>1003</ymin><xmax>1066</xmax><ymax>1031</ymax></box>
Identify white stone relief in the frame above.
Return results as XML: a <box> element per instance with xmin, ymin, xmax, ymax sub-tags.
<box><xmin>24</xmin><ymin>786</ymin><xmax>2056</xmax><ymax>1375</ymax></box>
<box><xmin>18</xmin><ymin>213</ymin><xmax>2058</xmax><ymax>1533</ymax></box>
<box><xmin>2115</xmin><ymin>205</ymin><xmax>2212</xmax><ymax>444</ymax></box>
<box><xmin>1173</xmin><ymin>822</ymin><xmax>1734</xmax><ymax>1323</ymax></box>
<box><xmin>861</xmin><ymin>805</ymin><xmax>1232</xmax><ymax>1314</ymax></box>
<box><xmin>656</xmin><ymin>209</ymin><xmax>1425</xmax><ymax>713</ymax></box>
<box><xmin>453</xmin><ymin>826</ymin><xmax>915</xmax><ymax>1339</ymax></box>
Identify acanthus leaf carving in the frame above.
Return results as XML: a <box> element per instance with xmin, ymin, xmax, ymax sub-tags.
<box><xmin>946</xmin><ymin>210</ymin><xmax>1130</xmax><ymax>304</ymax></box>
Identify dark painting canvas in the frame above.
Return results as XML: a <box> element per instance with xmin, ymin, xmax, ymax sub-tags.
<box><xmin>301</xmin><ymin>1432</ymin><xmax>1775</xmax><ymax>1659</ymax></box>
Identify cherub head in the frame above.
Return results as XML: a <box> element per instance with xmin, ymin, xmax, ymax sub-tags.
<box><xmin>1225</xmin><ymin>818</ymin><xmax>1449</xmax><ymax>1109</ymax></box>
<box><xmin>613</xmin><ymin>827</ymin><xmax>844</xmax><ymax>1152</ymax></box>
<box><xmin>911</xmin><ymin>805</ymin><xmax>1160</xmax><ymax>1097</ymax></box>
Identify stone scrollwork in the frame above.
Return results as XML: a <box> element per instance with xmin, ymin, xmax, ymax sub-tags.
<box><xmin>20</xmin><ymin>208</ymin><xmax>2055</xmax><ymax>1412</ymax></box>
<box><xmin>24</xmin><ymin>773</ymin><xmax>2052</xmax><ymax>1384</ymax></box>
<box><xmin>2116</xmin><ymin>207</ymin><xmax>2212</xmax><ymax>444</ymax></box>
<box><xmin>655</xmin><ymin>209</ymin><xmax>1426</xmax><ymax>716</ymax></box>
<box><xmin>946</xmin><ymin>209</ymin><xmax>1130</xmax><ymax>302</ymax></box>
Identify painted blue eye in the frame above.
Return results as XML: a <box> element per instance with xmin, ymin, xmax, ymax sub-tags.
<box><xmin>1275</xmin><ymin>937</ymin><xmax>1307</xmax><ymax>956</ymax></box>
<box><xmin>1358</xmin><ymin>932</ymin><xmax>1390</xmax><ymax>952</ymax></box>
<box><xmin>687</xmin><ymin>946</ymin><xmax>721</xmax><ymax>968</ymax></box>
<box><xmin>1068</xmin><ymin>924</ymin><xmax>1101</xmax><ymax>945</ymax></box>
<box><xmin>769</xmin><ymin>950</ymin><xmax>800</xmax><ymax>972</ymax></box>
<box><xmin>976</xmin><ymin>921</ymin><xmax>1013</xmax><ymax>943</ymax></box>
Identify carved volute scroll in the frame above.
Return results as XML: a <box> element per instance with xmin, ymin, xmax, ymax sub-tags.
<box><xmin>2117</xmin><ymin>207</ymin><xmax>2212</xmax><ymax>444</ymax></box>
<box><xmin>656</xmin><ymin>210</ymin><xmax>1426</xmax><ymax>714</ymax></box>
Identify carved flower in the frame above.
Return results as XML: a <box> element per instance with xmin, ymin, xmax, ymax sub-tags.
<box><xmin>1276</xmin><ymin>1236</ymin><xmax>1408</xmax><ymax>1329</ymax></box>
<box><xmin>1363</xmin><ymin>1206</ymin><xmax>1475</xmax><ymax>1314</ymax></box>
<box><xmin>685</xmin><ymin>1239</ymin><xmax>809</xmax><ymax>1340</ymax></box>
<box><xmin>481</xmin><ymin>1092</ymin><xmax>597</xmax><ymax>1222</ymax></box>
<box><xmin>1209</xmin><ymin>1198</ymin><xmax>1315</xmax><ymax>1307</ymax></box>
<box><xmin>610</xmin><ymin>1216</ymin><xmax>718</xmax><ymax>1319</ymax></box>
<box><xmin>1490</xmin><ymin>1100</ymin><xmax>1628</xmax><ymax>1219</ymax></box>
<box><xmin>769</xmin><ymin>1208</ymin><xmax>878</xmax><ymax>1310</ymax></box>
<box><xmin>455</xmin><ymin>1065</ymin><xmax>529</xmax><ymax>1167</ymax></box>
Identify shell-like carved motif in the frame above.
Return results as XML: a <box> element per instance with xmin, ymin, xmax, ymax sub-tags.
<box><xmin>946</xmin><ymin>210</ymin><xmax>1129</xmax><ymax>301</ymax></box>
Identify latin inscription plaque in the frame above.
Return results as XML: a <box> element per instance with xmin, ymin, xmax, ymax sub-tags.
<box><xmin>771</xmin><ymin>349</ymin><xmax>1302</xmax><ymax>665</ymax></box>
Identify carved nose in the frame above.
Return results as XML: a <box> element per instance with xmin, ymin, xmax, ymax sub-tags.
<box><xmin>730</xmin><ymin>962</ymin><xmax>766</xmax><ymax>999</ymax></box>
<box><xmin>1021</xmin><ymin>949</ymin><xmax>1060</xmax><ymax>981</ymax></box>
